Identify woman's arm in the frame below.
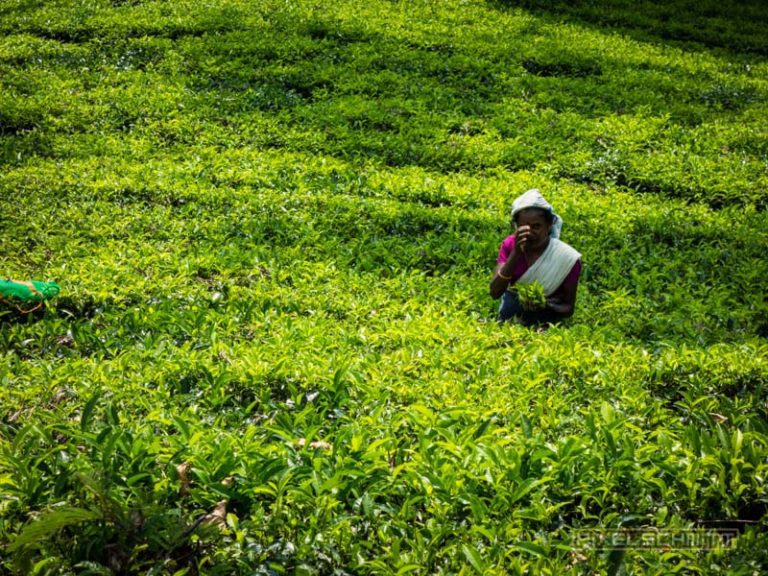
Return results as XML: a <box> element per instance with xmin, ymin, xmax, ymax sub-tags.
<box><xmin>490</xmin><ymin>258</ymin><xmax>518</xmax><ymax>299</ymax></box>
<box><xmin>545</xmin><ymin>281</ymin><xmax>577</xmax><ymax>317</ymax></box>
<box><xmin>490</xmin><ymin>225</ymin><xmax>530</xmax><ymax>299</ymax></box>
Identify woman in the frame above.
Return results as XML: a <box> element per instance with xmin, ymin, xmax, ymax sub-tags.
<box><xmin>490</xmin><ymin>189</ymin><xmax>582</xmax><ymax>326</ymax></box>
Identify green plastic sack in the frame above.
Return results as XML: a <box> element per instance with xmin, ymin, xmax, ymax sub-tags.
<box><xmin>0</xmin><ymin>279</ymin><xmax>60</xmax><ymax>307</ymax></box>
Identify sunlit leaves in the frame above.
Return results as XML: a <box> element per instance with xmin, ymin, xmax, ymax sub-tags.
<box><xmin>1</xmin><ymin>0</ymin><xmax>767</xmax><ymax>573</ymax></box>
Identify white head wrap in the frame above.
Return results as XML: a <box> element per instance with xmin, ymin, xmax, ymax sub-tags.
<box><xmin>511</xmin><ymin>188</ymin><xmax>563</xmax><ymax>239</ymax></box>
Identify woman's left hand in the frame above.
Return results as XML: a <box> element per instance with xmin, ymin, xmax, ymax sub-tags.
<box><xmin>545</xmin><ymin>295</ymin><xmax>574</xmax><ymax>317</ymax></box>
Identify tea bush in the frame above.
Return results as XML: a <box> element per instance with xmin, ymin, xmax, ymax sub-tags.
<box><xmin>1</xmin><ymin>0</ymin><xmax>767</xmax><ymax>574</ymax></box>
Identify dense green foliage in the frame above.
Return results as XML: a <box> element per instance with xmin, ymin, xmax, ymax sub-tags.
<box><xmin>1</xmin><ymin>0</ymin><xmax>767</xmax><ymax>574</ymax></box>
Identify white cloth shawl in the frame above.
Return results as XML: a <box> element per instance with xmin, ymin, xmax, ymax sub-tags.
<box><xmin>517</xmin><ymin>238</ymin><xmax>581</xmax><ymax>296</ymax></box>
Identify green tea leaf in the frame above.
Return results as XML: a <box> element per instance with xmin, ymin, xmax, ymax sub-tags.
<box><xmin>9</xmin><ymin>507</ymin><xmax>102</xmax><ymax>552</ymax></box>
<box><xmin>462</xmin><ymin>544</ymin><xmax>486</xmax><ymax>574</ymax></box>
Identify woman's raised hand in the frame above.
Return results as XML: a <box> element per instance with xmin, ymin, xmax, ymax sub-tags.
<box><xmin>514</xmin><ymin>225</ymin><xmax>531</xmax><ymax>255</ymax></box>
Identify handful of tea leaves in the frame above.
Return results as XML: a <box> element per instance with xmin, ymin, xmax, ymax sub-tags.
<box><xmin>514</xmin><ymin>281</ymin><xmax>547</xmax><ymax>311</ymax></box>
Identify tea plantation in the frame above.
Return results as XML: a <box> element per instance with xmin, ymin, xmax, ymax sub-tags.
<box><xmin>1</xmin><ymin>0</ymin><xmax>767</xmax><ymax>574</ymax></box>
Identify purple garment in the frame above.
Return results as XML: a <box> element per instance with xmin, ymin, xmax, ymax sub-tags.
<box><xmin>497</xmin><ymin>235</ymin><xmax>581</xmax><ymax>292</ymax></box>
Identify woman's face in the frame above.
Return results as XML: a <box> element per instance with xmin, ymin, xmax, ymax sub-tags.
<box><xmin>515</xmin><ymin>209</ymin><xmax>552</xmax><ymax>250</ymax></box>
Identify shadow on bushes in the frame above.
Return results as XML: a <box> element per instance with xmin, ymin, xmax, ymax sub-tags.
<box><xmin>490</xmin><ymin>0</ymin><xmax>768</xmax><ymax>56</ymax></box>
